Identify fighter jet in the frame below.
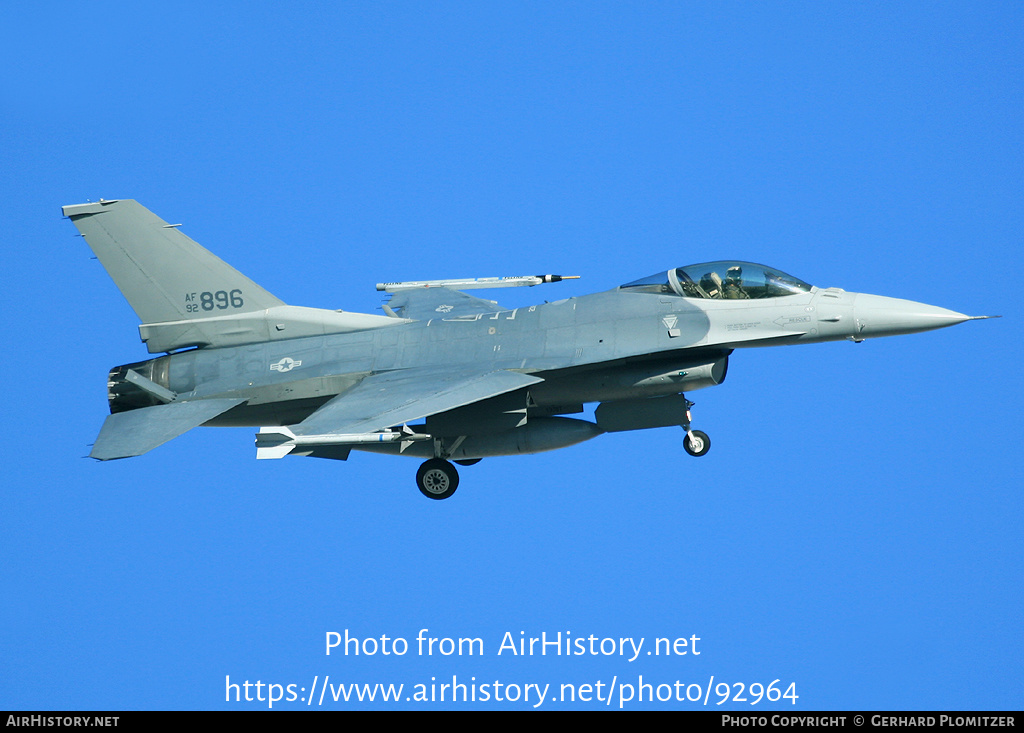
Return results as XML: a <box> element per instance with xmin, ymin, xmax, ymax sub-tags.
<box><xmin>63</xmin><ymin>199</ymin><xmax>995</xmax><ymax>499</ymax></box>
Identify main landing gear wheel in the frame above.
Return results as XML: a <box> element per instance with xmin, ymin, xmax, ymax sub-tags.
<box><xmin>416</xmin><ymin>458</ymin><xmax>460</xmax><ymax>500</ymax></box>
<box><xmin>684</xmin><ymin>430</ymin><xmax>711</xmax><ymax>457</ymax></box>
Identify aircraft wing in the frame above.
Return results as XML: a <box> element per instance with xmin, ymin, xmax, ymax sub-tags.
<box><xmin>384</xmin><ymin>287</ymin><xmax>506</xmax><ymax>320</ymax></box>
<box><xmin>292</xmin><ymin>367</ymin><xmax>543</xmax><ymax>436</ymax></box>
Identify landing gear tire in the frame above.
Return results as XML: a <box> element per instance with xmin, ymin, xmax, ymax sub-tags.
<box><xmin>684</xmin><ymin>430</ymin><xmax>711</xmax><ymax>457</ymax></box>
<box><xmin>416</xmin><ymin>458</ymin><xmax>460</xmax><ymax>500</ymax></box>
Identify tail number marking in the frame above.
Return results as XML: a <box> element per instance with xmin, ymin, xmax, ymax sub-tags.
<box><xmin>185</xmin><ymin>289</ymin><xmax>244</xmax><ymax>313</ymax></box>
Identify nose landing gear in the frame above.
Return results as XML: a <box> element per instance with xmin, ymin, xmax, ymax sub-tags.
<box><xmin>681</xmin><ymin>398</ymin><xmax>711</xmax><ymax>457</ymax></box>
<box><xmin>683</xmin><ymin>429</ymin><xmax>711</xmax><ymax>456</ymax></box>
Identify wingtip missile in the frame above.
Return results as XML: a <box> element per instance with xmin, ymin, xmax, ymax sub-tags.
<box><xmin>376</xmin><ymin>275</ymin><xmax>581</xmax><ymax>292</ymax></box>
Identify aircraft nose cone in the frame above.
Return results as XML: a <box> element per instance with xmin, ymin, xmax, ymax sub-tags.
<box><xmin>852</xmin><ymin>294</ymin><xmax>970</xmax><ymax>339</ymax></box>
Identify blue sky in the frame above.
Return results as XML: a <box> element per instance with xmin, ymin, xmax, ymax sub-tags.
<box><xmin>2</xmin><ymin>2</ymin><xmax>1021</xmax><ymax>710</ymax></box>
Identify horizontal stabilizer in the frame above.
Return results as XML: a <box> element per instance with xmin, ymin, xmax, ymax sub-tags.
<box><xmin>90</xmin><ymin>397</ymin><xmax>246</xmax><ymax>460</ymax></box>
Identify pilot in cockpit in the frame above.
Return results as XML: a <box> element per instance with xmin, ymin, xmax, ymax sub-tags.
<box><xmin>722</xmin><ymin>266</ymin><xmax>750</xmax><ymax>299</ymax></box>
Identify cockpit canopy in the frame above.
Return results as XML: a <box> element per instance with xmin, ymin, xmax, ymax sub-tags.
<box><xmin>620</xmin><ymin>261</ymin><xmax>813</xmax><ymax>300</ymax></box>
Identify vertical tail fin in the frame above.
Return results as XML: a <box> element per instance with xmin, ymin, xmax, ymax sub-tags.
<box><xmin>65</xmin><ymin>199</ymin><xmax>403</xmax><ymax>353</ymax></box>
<box><xmin>63</xmin><ymin>199</ymin><xmax>285</xmax><ymax>325</ymax></box>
